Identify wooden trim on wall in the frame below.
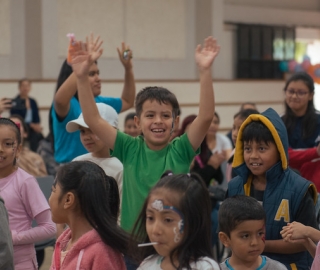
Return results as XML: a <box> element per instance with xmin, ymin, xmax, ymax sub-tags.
<box><xmin>39</xmin><ymin>100</ymin><xmax>283</xmax><ymax>111</ymax></box>
<box><xmin>0</xmin><ymin>79</ymin><xmax>286</xmax><ymax>83</ymax></box>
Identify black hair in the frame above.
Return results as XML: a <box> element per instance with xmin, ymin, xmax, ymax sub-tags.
<box><xmin>135</xmin><ymin>86</ymin><xmax>180</xmax><ymax>117</ymax></box>
<box><xmin>233</xmin><ymin>109</ymin><xmax>259</xmax><ymax>120</ymax></box>
<box><xmin>55</xmin><ymin>161</ymin><xmax>129</xmax><ymax>255</ymax></box>
<box><xmin>18</xmin><ymin>78</ymin><xmax>30</xmax><ymax>87</ymax></box>
<box><xmin>124</xmin><ymin>112</ymin><xmax>136</xmax><ymax>123</ymax></box>
<box><xmin>240</xmin><ymin>102</ymin><xmax>257</xmax><ymax>111</ymax></box>
<box><xmin>282</xmin><ymin>72</ymin><xmax>317</xmax><ymax>140</ymax></box>
<box><xmin>219</xmin><ymin>195</ymin><xmax>266</xmax><ymax>237</ymax></box>
<box><xmin>0</xmin><ymin>118</ymin><xmax>21</xmax><ymax>165</ymax></box>
<box><xmin>129</xmin><ymin>171</ymin><xmax>214</xmax><ymax>269</ymax></box>
<box><xmin>242</xmin><ymin>121</ymin><xmax>275</xmax><ymax>145</ymax></box>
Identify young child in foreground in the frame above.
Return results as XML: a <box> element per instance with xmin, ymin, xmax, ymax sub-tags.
<box><xmin>0</xmin><ymin>118</ymin><xmax>56</xmax><ymax>270</ymax></box>
<box><xmin>227</xmin><ymin>108</ymin><xmax>318</xmax><ymax>269</ymax></box>
<box><xmin>219</xmin><ymin>195</ymin><xmax>286</xmax><ymax>270</ymax></box>
<box><xmin>49</xmin><ymin>161</ymin><xmax>128</xmax><ymax>270</ymax></box>
<box><xmin>130</xmin><ymin>172</ymin><xmax>220</xmax><ymax>270</ymax></box>
<box><xmin>281</xmin><ymin>221</ymin><xmax>320</xmax><ymax>270</ymax></box>
<box><xmin>70</xmin><ymin>35</ymin><xmax>219</xmax><ymax>232</ymax></box>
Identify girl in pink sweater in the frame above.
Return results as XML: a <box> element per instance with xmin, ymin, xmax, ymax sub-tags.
<box><xmin>49</xmin><ymin>161</ymin><xmax>128</xmax><ymax>270</ymax></box>
<box><xmin>0</xmin><ymin>118</ymin><xmax>56</xmax><ymax>270</ymax></box>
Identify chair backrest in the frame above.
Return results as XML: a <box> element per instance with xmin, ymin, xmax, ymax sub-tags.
<box><xmin>34</xmin><ymin>175</ymin><xmax>56</xmax><ymax>250</ymax></box>
<box><xmin>35</xmin><ymin>175</ymin><xmax>55</xmax><ymax>201</ymax></box>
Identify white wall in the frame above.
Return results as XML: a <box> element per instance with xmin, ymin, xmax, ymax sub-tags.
<box><xmin>2</xmin><ymin>0</ymin><xmax>320</xmax><ymax>80</ymax></box>
<box><xmin>0</xmin><ymin>80</ymin><xmax>285</xmax><ymax>137</ymax></box>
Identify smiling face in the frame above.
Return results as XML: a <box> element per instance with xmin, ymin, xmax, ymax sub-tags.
<box><xmin>79</xmin><ymin>126</ymin><xmax>110</xmax><ymax>158</ymax></box>
<box><xmin>0</xmin><ymin>125</ymin><xmax>21</xmax><ymax>178</ymax></box>
<box><xmin>88</xmin><ymin>63</ymin><xmax>101</xmax><ymax>97</ymax></box>
<box><xmin>243</xmin><ymin>140</ymin><xmax>280</xmax><ymax>178</ymax></box>
<box><xmin>145</xmin><ymin>189</ymin><xmax>184</xmax><ymax>260</ymax></box>
<box><xmin>135</xmin><ymin>100</ymin><xmax>174</xmax><ymax>150</ymax></box>
<box><xmin>221</xmin><ymin>219</ymin><xmax>265</xmax><ymax>268</ymax></box>
<box><xmin>285</xmin><ymin>80</ymin><xmax>313</xmax><ymax>116</ymax></box>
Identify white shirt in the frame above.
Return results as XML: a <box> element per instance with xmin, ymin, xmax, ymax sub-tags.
<box><xmin>138</xmin><ymin>255</ymin><xmax>220</xmax><ymax>270</ymax></box>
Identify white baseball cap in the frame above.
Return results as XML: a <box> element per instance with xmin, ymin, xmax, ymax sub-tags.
<box><xmin>66</xmin><ymin>103</ymin><xmax>118</xmax><ymax>132</ymax></box>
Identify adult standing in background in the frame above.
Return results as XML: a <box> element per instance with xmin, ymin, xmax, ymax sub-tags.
<box><xmin>282</xmin><ymin>72</ymin><xmax>320</xmax><ymax>149</ymax></box>
<box><xmin>282</xmin><ymin>72</ymin><xmax>320</xmax><ymax>193</ymax></box>
<box><xmin>52</xmin><ymin>34</ymin><xmax>136</xmax><ymax>163</ymax></box>
<box><xmin>10</xmin><ymin>79</ymin><xmax>43</xmax><ymax>152</ymax></box>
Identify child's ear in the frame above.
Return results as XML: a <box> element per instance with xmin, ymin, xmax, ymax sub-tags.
<box><xmin>134</xmin><ymin>115</ymin><xmax>142</xmax><ymax>131</ymax></box>
<box><xmin>63</xmin><ymin>192</ymin><xmax>75</xmax><ymax>210</ymax></box>
<box><xmin>174</xmin><ymin>115</ymin><xmax>180</xmax><ymax>128</ymax></box>
<box><xmin>219</xmin><ymin>232</ymin><xmax>231</xmax><ymax>248</ymax></box>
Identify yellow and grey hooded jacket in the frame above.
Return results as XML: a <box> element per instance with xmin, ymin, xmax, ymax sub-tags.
<box><xmin>227</xmin><ymin>108</ymin><xmax>317</xmax><ymax>270</ymax></box>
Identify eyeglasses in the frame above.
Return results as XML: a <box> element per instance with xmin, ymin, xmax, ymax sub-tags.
<box><xmin>286</xmin><ymin>89</ymin><xmax>309</xmax><ymax>98</ymax></box>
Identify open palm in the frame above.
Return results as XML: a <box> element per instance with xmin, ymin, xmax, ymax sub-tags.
<box><xmin>69</xmin><ymin>43</ymin><xmax>92</xmax><ymax>78</ymax></box>
<box><xmin>195</xmin><ymin>37</ymin><xmax>220</xmax><ymax>70</ymax></box>
<box><xmin>86</xmin><ymin>33</ymin><xmax>103</xmax><ymax>62</ymax></box>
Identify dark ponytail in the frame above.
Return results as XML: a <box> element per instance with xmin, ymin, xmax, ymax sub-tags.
<box><xmin>56</xmin><ymin>161</ymin><xmax>129</xmax><ymax>255</ymax></box>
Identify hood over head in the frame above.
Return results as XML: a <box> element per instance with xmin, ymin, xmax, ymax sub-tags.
<box><xmin>232</xmin><ymin>108</ymin><xmax>288</xmax><ymax>170</ymax></box>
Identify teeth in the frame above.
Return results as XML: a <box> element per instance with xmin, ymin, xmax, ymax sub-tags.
<box><xmin>252</xmin><ymin>163</ymin><xmax>260</xmax><ymax>166</ymax></box>
<box><xmin>152</xmin><ymin>129</ymin><xmax>164</xmax><ymax>133</ymax></box>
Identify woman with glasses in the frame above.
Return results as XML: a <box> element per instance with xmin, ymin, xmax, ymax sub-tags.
<box><xmin>282</xmin><ymin>72</ymin><xmax>320</xmax><ymax>204</ymax></box>
<box><xmin>282</xmin><ymin>72</ymin><xmax>320</xmax><ymax>149</ymax></box>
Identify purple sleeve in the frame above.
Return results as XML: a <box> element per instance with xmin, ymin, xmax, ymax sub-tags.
<box><xmin>11</xmin><ymin>209</ymin><xmax>56</xmax><ymax>245</ymax></box>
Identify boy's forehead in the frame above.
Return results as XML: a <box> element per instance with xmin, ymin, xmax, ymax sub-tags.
<box><xmin>233</xmin><ymin>219</ymin><xmax>265</xmax><ymax>232</ymax></box>
<box><xmin>141</xmin><ymin>99</ymin><xmax>174</xmax><ymax>112</ymax></box>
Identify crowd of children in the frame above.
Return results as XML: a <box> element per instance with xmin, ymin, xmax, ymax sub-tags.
<box><xmin>1</xmin><ymin>32</ymin><xmax>320</xmax><ymax>270</ymax></box>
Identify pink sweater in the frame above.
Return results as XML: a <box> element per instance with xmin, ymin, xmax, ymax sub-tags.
<box><xmin>50</xmin><ymin>228</ymin><xmax>126</xmax><ymax>270</ymax></box>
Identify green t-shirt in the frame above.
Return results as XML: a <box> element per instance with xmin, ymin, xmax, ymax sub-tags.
<box><xmin>112</xmin><ymin>131</ymin><xmax>198</xmax><ymax>231</ymax></box>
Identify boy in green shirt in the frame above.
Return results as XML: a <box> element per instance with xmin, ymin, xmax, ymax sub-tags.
<box><xmin>70</xmin><ymin>36</ymin><xmax>220</xmax><ymax>231</ymax></box>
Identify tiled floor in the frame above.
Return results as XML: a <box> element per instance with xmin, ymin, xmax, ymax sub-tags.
<box><xmin>40</xmin><ymin>247</ymin><xmax>54</xmax><ymax>270</ymax></box>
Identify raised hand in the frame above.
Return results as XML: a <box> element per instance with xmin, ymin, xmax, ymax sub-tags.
<box><xmin>86</xmin><ymin>33</ymin><xmax>103</xmax><ymax>63</ymax></box>
<box><xmin>195</xmin><ymin>36</ymin><xmax>220</xmax><ymax>71</ymax></box>
<box><xmin>69</xmin><ymin>42</ymin><xmax>92</xmax><ymax>78</ymax></box>
<box><xmin>117</xmin><ymin>42</ymin><xmax>133</xmax><ymax>70</ymax></box>
<box><xmin>0</xmin><ymin>98</ymin><xmax>11</xmax><ymax>114</ymax></box>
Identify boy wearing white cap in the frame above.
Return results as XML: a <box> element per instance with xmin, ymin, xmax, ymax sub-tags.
<box><xmin>66</xmin><ymin>103</ymin><xmax>123</xmax><ymax>203</ymax></box>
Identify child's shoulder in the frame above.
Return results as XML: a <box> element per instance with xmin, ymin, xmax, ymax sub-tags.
<box><xmin>138</xmin><ymin>254</ymin><xmax>162</xmax><ymax>269</ymax></box>
<box><xmin>192</xmin><ymin>257</ymin><xmax>220</xmax><ymax>270</ymax></box>
<box><xmin>263</xmin><ymin>256</ymin><xmax>287</xmax><ymax>269</ymax></box>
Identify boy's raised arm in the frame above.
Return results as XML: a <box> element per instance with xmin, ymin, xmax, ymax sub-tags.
<box><xmin>70</xmin><ymin>41</ymin><xmax>117</xmax><ymax>150</ymax></box>
<box><xmin>54</xmin><ymin>34</ymin><xmax>103</xmax><ymax>118</ymax></box>
<box><xmin>117</xmin><ymin>42</ymin><xmax>136</xmax><ymax>112</ymax></box>
<box><xmin>187</xmin><ymin>37</ymin><xmax>220</xmax><ymax>151</ymax></box>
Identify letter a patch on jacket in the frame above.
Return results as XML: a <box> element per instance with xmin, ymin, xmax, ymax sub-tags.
<box><xmin>274</xmin><ymin>199</ymin><xmax>290</xmax><ymax>222</ymax></box>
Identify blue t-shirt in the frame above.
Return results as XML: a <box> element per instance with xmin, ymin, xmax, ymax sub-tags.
<box><xmin>52</xmin><ymin>96</ymin><xmax>122</xmax><ymax>163</ymax></box>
